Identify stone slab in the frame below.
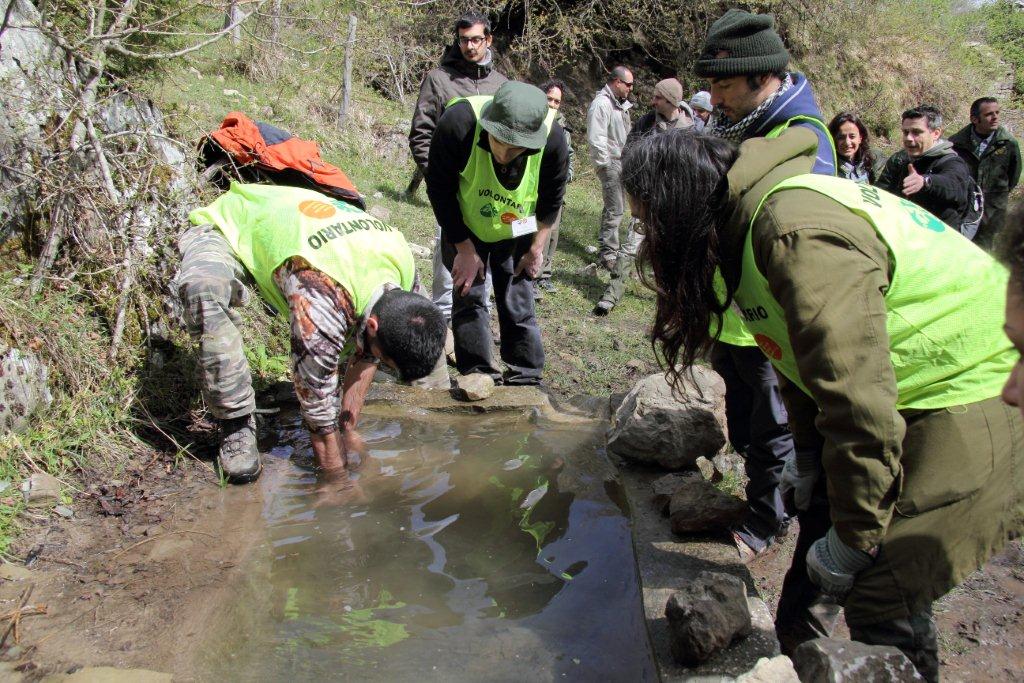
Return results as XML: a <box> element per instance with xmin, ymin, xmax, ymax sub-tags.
<box><xmin>618</xmin><ymin>465</ymin><xmax>780</xmax><ymax>681</ymax></box>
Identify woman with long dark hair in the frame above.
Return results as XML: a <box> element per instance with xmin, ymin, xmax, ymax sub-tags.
<box><xmin>624</xmin><ymin>126</ymin><xmax>1021</xmax><ymax>682</ymax></box>
<box><xmin>828</xmin><ymin>112</ymin><xmax>879</xmax><ymax>184</ymax></box>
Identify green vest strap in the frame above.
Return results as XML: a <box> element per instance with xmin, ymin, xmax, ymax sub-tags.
<box><xmin>767</xmin><ymin>115</ymin><xmax>838</xmax><ymax>174</ymax></box>
<box><xmin>712</xmin><ymin>270</ymin><xmax>757</xmax><ymax>347</ymax></box>
<box><xmin>736</xmin><ymin>174</ymin><xmax>1013</xmax><ymax>410</ymax></box>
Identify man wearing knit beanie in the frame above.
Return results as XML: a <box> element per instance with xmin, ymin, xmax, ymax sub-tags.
<box><xmin>592</xmin><ymin>77</ymin><xmax>692</xmax><ymax>316</ymax></box>
<box><xmin>692</xmin><ymin>6</ymin><xmax>847</xmax><ymax>665</ymax></box>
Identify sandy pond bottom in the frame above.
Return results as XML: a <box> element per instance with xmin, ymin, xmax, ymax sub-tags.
<box><xmin>197</xmin><ymin>408</ymin><xmax>657</xmax><ymax>682</ymax></box>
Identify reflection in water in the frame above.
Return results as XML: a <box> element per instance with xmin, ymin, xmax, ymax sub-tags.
<box><xmin>201</xmin><ymin>410</ymin><xmax>656</xmax><ymax>682</ymax></box>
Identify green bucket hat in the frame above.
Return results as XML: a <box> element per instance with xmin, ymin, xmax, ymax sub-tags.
<box><xmin>480</xmin><ymin>81</ymin><xmax>550</xmax><ymax>150</ymax></box>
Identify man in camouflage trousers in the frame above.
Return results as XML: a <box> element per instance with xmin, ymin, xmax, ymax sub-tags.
<box><xmin>173</xmin><ymin>183</ymin><xmax>446</xmax><ymax>483</ymax></box>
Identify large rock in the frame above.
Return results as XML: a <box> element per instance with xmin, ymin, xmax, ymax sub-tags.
<box><xmin>0</xmin><ymin>347</ymin><xmax>52</xmax><ymax>434</ymax></box>
<box><xmin>736</xmin><ymin>655</ymin><xmax>799</xmax><ymax>682</ymax></box>
<box><xmin>607</xmin><ymin>366</ymin><xmax>727</xmax><ymax>469</ymax></box>
<box><xmin>0</xmin><ymin>0</ymin><xmax>63</xmax><ymax>244</ymax></box>
<box><xmin>669</xmin><ymin>477</ymin><xmax>746</xmax><ymax>534</ymax></box>
<box><xmin>665</xmin><ymin>571</ymin><xmax>752</xmax><ymax>665</ymax></box>
<box><xmin>792</xmin><ymin>638</ymin><xmax>924</xmax><ymax>682</ymax></box>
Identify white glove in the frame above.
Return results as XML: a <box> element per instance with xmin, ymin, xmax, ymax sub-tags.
<box><xmin>806</xmin><ymin>527</ymin><xmax>875</xmax><ymax>598</ymax></box>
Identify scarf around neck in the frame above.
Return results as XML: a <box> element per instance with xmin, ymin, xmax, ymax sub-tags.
<box><xmin>708</xmin><ymin>73</ymin><xmax>794</xmax><ymax>143</ymax></box>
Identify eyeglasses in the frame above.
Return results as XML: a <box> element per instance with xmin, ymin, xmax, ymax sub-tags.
<box><xmin>617</xmin><ymin>79</ymin><xmax>634</xmax><ymax>88</ymax></box>
<box><xmin>458</xmin><ymin>35</ymin><xmax>486</xmax><ymax>46</ymax></box>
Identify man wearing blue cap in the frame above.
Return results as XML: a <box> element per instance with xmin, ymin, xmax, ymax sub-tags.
<box><xmin>425</xmin><ymin>81</ymin><xmax>570</xmax><ymax>385</ymax></box>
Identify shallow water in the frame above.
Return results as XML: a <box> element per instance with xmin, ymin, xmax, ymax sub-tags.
<box><xmin>200</xmin><ymin>409</ymin><xmax>656</xmax><ymax>682</ymax></box>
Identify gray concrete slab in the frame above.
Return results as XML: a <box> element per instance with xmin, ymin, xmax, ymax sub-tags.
<box><xmin>619</xmin><ymin>464</ymin><xmax>781</xmax><ymax>681</ymax></box>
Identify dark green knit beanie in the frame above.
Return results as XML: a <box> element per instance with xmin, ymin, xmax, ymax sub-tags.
<box><xmin>694</xmin><ymin>9</ymin><xmax>790</xmax><ymax>78</ymax></box>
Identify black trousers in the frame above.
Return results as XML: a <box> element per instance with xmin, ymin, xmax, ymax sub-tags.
<box><xmin>441</xmin><ymin>234</ymin><xmax>544</xmax><ymax>385</ymax></box>
<box><xmin>711</xmin><ymin>342</ymin><xmax>795</xmax><ymax>550</ymax></box>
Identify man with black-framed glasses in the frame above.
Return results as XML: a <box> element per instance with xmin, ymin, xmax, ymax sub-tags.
<box><xmin>586</xmin><ymin>66</ymin><xmax>634</xmax><ymax>272</ymax></box>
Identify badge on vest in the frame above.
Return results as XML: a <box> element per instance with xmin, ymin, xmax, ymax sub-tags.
<box><xmin>511</xmin><ymin>215</ymin><xmax>538</xmax><ymax>237</ymax></box>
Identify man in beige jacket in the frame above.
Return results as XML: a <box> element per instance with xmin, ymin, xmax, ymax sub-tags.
<box><xmin>586</xmin><ymin>66</ymin><xmax>634</xmax><ymax>270</ymax></box>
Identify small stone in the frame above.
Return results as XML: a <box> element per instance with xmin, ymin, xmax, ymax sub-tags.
<box><xmin>22</xmin><ymin>472</ymin><xmax>61</xmax><ymax>508</ymax></box>
<box><xmin>0</xmin><ymin>563</ymin><xmax>33</xmax><ymax>581</ymax></box>
<box><xmin>792</xmin><ymin>638</ymin><xmax>923</xmax><ymax>682</ymax></box>
<box><xmin>713</xmin><ymin>451</ymin><xmax>745</xmax><ymax>478</ymax></box>
<box><xmin>612</xmin><ymin>339</ymin><xmax>623</xmax><ymax>351</ymax></box>
<box><xmin>409</xmin><ymin>243</ymin><xmax>432</xmax><ymax>259</ymax></box>
<box><xmin>665</xmin><ymin>571</ymin><xmax>752</xmax><ymax>665</ymax></box>
<box><xmin>669</xmin><ymin>478</ymin><xmax>746</xmax><ymax>534</ymax></box>
<box><xmin>222</xmin><ymin>88</ymin><xmax>241</xmax><ymax>97</ymax></box>
<box><xmin>217</xmin><ymin>74</ymin><xmax>225</xmax><ymax>82</ymax></box>
<box><xmin>651</xmin><ymin>472</ymin><xmax>702</xmax><ymax>515</ymax></box>
<box><xmin>54</xmin><ymin>505</ymin><xmax>74</xmax><ymax>519</ymax></box>
<box><xmin>368</xmin><ymin>204</ymin><xmax>391</xmax><ymax>222</ymax></box>
<box><xmin>625</xmin><ymin>359</ymin><xmax>644</xmax><ymax>371</ymax></box>
<box><xmin>188</xmin><ymin>66</ymin><xmax>203</xmax><ymax>79</ymax></box>
<box><xmin>584</xmin><ymin>245</ymin><xmax>599</xmax><ymax>255</ymax></box>
<box><xmin>578</xmin><ymin>263</ymin><xmax>599</xmax><ymax>276</ymax></box>
<box><xmin>736</xmin><ymin>655</ymin><xmax>800</xmax><ymax>682</ymax></box>
<box><xmin>0</xmin><ymin>481</ymin><xmax>9</xmax><ymax>494</ymax></box>
<box><xmin>372</xmin><ymin>191</ymin><xmax>384</xmax><ymax>199</ymax></box>
<box><xmin>695</xmin><ymin>456</ymin><xmax>718</xmax><ymax>481</ymax></box>
<box><xmin>454</xmin><ymin>373</ymin><xmax>495</xmax><ymax>401</ymax></box>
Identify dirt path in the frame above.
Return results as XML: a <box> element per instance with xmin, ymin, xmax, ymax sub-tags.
<box><xmin>0</xmin><ymin>457</ymin><xmax>267</xmax><ymax>680</ymax></box>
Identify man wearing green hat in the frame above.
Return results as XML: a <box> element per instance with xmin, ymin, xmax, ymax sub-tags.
<box><xmin>425</xmin><ymin>80</ymin><xmax>570</xmax><ymax>384</ymax></box>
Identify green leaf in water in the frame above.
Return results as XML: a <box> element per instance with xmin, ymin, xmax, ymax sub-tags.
<box><xmin>284</xmin><ymin>587</ymin><xmax>300</xmax><ymax>621</ymax></box>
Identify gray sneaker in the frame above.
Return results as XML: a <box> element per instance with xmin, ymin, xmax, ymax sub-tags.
<box><xmin>218</xmin><ymin>414</ymin><xmax>262</xmax><ymax>484</ymax></box>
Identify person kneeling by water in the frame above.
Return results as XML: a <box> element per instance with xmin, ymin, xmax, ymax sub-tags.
<box><xmin>173</xmin><ymin>183</ymin><xmax>446</xmax><ymax>483</ymax></box>
<box><xmin>622</xmin><ymin>127</ymin><xmax>1022</xmax><ymax>681</ymax></box>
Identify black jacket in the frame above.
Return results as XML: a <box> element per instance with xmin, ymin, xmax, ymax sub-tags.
<box><xmin>425</xmin><ymin>99</ymin><xmax>570</xmax><ymax>244</ymax></box>
<box><xmin>876</xmin><ymin>141</ymin><xmax>973</xmax><ymax>226</ymax></box>
<box><xmin>407</xmin><ymin>45</ymin><xmax>508</xmax><ymax>170</ymax></box>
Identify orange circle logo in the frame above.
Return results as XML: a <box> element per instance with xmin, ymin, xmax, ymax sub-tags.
<box><xmin>298</xmin><ymin>200</ymin><xmax>336</xmax><ymax>219</ymax></box>
<box><xmin>500</xmin><ymin>212</ymin><xmax>517</xmax><ymax>225</ymax></box>
<box><xmin>754</xmin><ymin>334</ymin><xmax>783</xmax><ymax>361</ymax></box>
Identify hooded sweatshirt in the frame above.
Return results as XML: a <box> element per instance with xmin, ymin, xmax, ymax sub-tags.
<box><xmin>727</xmin><ymin>73</ymin><xmax>835</xmax><ymax>176</ymax></box>
<box><xmin>876</xmin><ymin>140</ymin><xmax>972</xmax><ymax>227</ymax></box>
<box><xmin>408</xmin><ymin>43</ymin><xmax>508</xmax><ymax>170</ymax></box>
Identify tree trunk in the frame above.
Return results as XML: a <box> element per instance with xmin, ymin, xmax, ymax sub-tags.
<box><xmin>339</xmin><ymin>13</ymin><xmax>357</xmax><ymax>126</ymax></box>
<box><xmin>225</xmin><ymin>0</ymin><xmax>241</xmax><ymax>46</ymax></box>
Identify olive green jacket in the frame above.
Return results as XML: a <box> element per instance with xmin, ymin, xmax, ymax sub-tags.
<box><xmin>949</xmin><ymin>124</ymin><xmax>1021</xmax><ymax>196</ymax></box>
<box><xmin>719</xmin><ymin>127</ymin><xmax>911</xmax><ymax>551</ymax></box>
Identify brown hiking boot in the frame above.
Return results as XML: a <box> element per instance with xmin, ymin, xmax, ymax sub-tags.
<box><xmin>218</xmin><ymin>414</ymin><xmax>262</xmax><ymax>484</ymax></box>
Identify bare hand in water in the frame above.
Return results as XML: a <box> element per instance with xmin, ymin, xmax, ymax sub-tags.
<box><xmin>342</xmin><ymin>428</ymin><xmax>365</xmax><ymax>459</ymax></box>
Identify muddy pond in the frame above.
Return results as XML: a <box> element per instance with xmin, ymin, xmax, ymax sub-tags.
<box><xmin>196</xmin><ymin>407</ymin><xmax>657</xmax><ymax>681</ymax></box>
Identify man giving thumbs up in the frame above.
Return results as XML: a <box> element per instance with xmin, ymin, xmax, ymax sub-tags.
<box><xmin>878</xmin><ymin>105</ymin><xmax>972</xmax><ymax>227</ymax></box>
